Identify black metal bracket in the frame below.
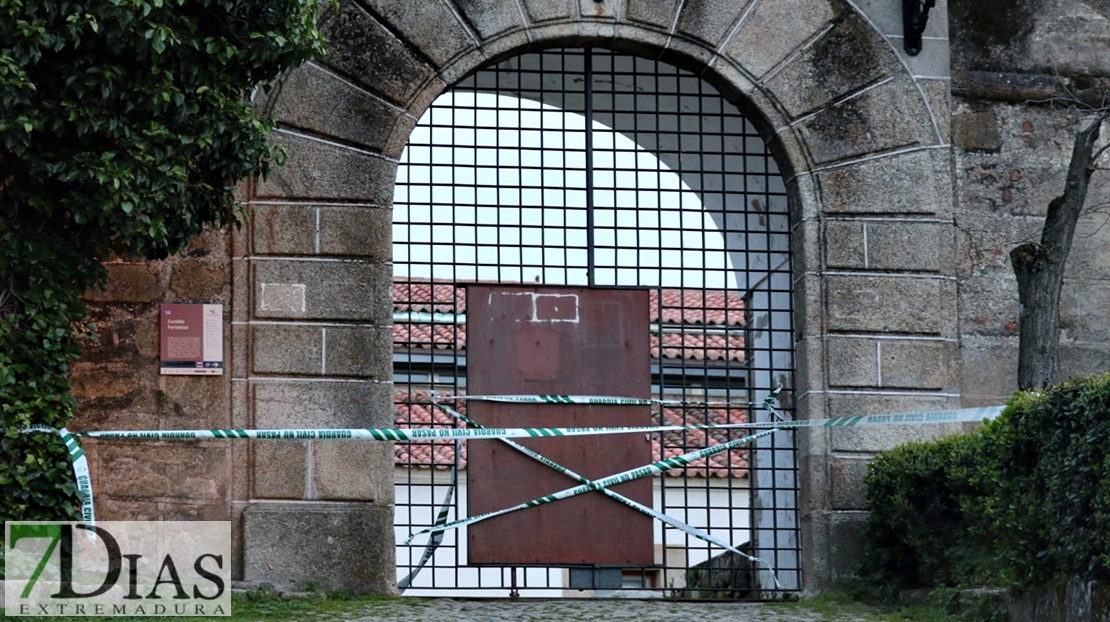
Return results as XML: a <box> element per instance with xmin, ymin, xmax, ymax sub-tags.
<box><xmin>902</xmin><ymin>0</ymin><xmax>936</xmax><ymax>56</ymax></box>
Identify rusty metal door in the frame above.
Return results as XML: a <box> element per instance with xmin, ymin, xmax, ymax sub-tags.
<box><xmin>467</xmin><ymin>285</ymin><xmax>653</xmax><ymax>566</ymax></box>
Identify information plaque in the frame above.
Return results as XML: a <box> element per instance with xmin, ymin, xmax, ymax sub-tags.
<box><xmin>160</xmin><ymin>304</ymin><xmax>224</xmax><ymax>376</ymax></box>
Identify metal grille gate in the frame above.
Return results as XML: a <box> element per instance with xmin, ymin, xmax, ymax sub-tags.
<box><xmin>391</xmin><ymin>47</ymin><xmax>798</xmax><ymax>597</ymax></box>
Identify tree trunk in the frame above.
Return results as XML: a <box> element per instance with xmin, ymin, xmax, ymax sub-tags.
<box><xmin>1011</xmin><ymin>233</ymin><xmax>1066</xmax><ymax>390</ymax></box>
<box><xmin>1009</xmin><ymin>115</ymin><xmax>1104</xmax><ymax>390</ymax></box>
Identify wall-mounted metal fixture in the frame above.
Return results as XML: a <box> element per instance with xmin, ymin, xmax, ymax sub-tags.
<box><xmin>902</xmin><ymin>0</ymin><xmax>936</xmax><ymax>56</ymax></box>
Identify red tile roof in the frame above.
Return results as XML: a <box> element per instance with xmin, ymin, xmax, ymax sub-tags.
<box><xmin>392</xmin><ymin>323</ymin><xmax>745</xmax><ymax>361</ymax></box>
<box><xmin>393</xmin><ymin>323</ymin><xmax>462</xmax><ymax>351</ymax></box>
<box><xmin>653</xmin><ymin>289</ymin><xmax>746</xmax><ymax>326</ymax></box>
<box><xmin>393</xmin><ymin>281</ymin><xmax>465</xmax><ymax>315</ymax></box>
<box><xmin>394</xmin><ymin>391</ymin><xmax>749</xmax><ymax>479</ymax></box>
<box><xmin>393</xmin><ymin>280</ymin><xmax>746</xmax><ymax>362</ymax></box>
<box><xmin>393</xmin><ymin>280</ymin><xmax>745</xmax><ymax>324</ymax></box>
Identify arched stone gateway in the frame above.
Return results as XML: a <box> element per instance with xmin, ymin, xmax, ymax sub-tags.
<box><xmin>241</xmin><ymin>0</ymin><xmax>960</xmax><ymax>593</ymax></box>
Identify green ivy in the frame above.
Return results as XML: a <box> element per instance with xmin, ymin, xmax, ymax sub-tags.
<box><xmin>0</xmin><ymin>0</ymin><xmax>327</xmax><ymax>522</ymax></box>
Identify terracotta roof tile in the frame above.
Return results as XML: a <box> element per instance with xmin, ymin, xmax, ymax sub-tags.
<box><xmin>653</xmin><ymin>332</ymin><xmax>745</xmax><ymax>362</ymax></box>
<box><xmin>652</xmin><ymin>290</ymin><xmax>746</xmax><ymax>326</ymax></box>
<box><xmin>393</xmin><ymin>391</ymin><xmax>469</xmax><ymax>470</ymax></box>
<box><xmin>393</xmin><ymin>323</ymin><xmax>465</xmax><ymax>350</ymax></box>
<box><xmin>393</xmin><ymin>390</ymin><xmax>748</xmax><ymax>479</ymax></box>
<box><xmin>393</xmin><ymin>279</ymin><xmax>745</xmax><ymax>326</ymax></box>
<box><xmin>394</xmin><ymin>323</ymin><xmax>743</xmax><ymax>361</ymax></box>
<box><xmin>393</xmin><ymin>280</ymin><xmax>467</xmax><ymax>314</ymax></box>
<box><xmin>393</xmin><ymin>280</ymin><xmax>746</xmax><ymax>362</ymax></box>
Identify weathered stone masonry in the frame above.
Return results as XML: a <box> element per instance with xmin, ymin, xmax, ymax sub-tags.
<box><xmin>70</xmin><ymin>0</ymin><xmax>1109</xmax><ymax>594</ymax></box>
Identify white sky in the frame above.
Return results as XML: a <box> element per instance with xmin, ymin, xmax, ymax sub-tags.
<box><xmin>393</xmin><ymin>92</ymin><xmax>734</xmax><ymax>289</ymax></box>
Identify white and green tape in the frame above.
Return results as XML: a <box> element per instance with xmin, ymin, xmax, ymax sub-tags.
<box><xmin>397</xmin><ymin>436</ymin><xmax>460</xmax><ymax>594</ymax></box>
<box><xmin>403</xmin><ymin>426</ymin><xmax>782</xmax><ymax>545</ymax></box>
<box><xmin>19</xmin><ymin>396</ymin><xmax>1002</xmax><ymax>569</ymax></box>
<box><xmin>429</xmin><ymin>397</ymin><xmax>784</xmax><ymax>588</ymax></box>
<box><xmin>59</xmin><ymin>428</ymin><xmax>95</xmax><ymax>528</ymax></box>
<box><xmin>29</xmin><ymin>423</ymin><xmax>765</xmax><ymax>441</ymax></box>
<box><xmin>439</xmin><ymin>394</ymin><xmax>767</xmax><ymax>407</ymax></box>
<box><xmin>27</xmin><ymin>405</ymin><xmax>1001</xmax><ymax>441</ymax></box>
<box><xmin>398</xmin><ymin>387</ymin><xmax>784</xmax><ymax>589</ymax></box>
<box><xmin>745</xmin><ymin>405</ymin><xmax>1004</xmax><ymax>429</ymax></box>
<box><xmin>20</xmin><ymin>426</ymin><xmax>96</xmax><ymax>538</ymax></box>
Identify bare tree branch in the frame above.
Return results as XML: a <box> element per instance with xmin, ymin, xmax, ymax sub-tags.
<box><xmin>1093</xmin><ymin>143</ymin><xmax>1110</xmax><ymax>167</ymax></box>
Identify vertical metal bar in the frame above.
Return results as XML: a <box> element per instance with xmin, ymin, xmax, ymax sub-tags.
<box><xmin>584</xmin><ymin>48</ymin><xmax>596</xmax><ymax>288</ymax></box>
<box><xmin>392</xmin><ymin>45</ymin><xmax>797</xmax><ymax>597</ymax></box>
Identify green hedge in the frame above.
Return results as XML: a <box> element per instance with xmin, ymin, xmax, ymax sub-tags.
<box><xmin>863</xmin><ymin>373</ymin><xmax>1110</xmax><ymax>590</ymax></box>
<box><xmin>862</xmin><ymin>430</ymin><xmax>998</xmax><ymax>589</ymax></box>
<box><xmin>989</xmin><ymin>375</ymin><xmax>1110</xmax><ymax>587</ymax></box>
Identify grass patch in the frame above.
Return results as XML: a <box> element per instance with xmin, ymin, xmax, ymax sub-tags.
<box><xmin>770</xmin><ymin>593</ymin><xmax>885</xmax><ymax>620</ymax></box>
<box><xmin>885</xmin><ymin>603</ymin><xmax>970</xmax><ymax>622</ymax></box>
<box><xmin>769</xmin><ymin>592</ymin><xmax>963</xmax><ymax>622</ymax></box>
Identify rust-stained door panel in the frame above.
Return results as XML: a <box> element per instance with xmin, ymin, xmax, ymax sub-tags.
<box><xmin>466</xmin><ymin>285</ymin><xmax>653</xmax><ymax>566</ymax></box>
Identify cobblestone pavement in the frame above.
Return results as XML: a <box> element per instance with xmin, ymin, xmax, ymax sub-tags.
<box><xmin>342</xmin><ymin>598</ymin><xmax>878</xmax><ymax>621</ymax></box>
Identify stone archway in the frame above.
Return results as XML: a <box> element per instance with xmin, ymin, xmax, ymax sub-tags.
<box><xmin>241</xmin><ymin>0</ymin><xmax>958</xmax><ymax>593</ymax></box>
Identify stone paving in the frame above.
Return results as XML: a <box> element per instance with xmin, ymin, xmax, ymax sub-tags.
<box><xmin>341</xmin><ymin>597</ymin><xmax>877</xmax><ymax>621</ymax></box>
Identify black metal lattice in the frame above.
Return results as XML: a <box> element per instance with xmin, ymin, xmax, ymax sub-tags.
<box><xmin>392</xmin><ymin>47</ymin><xmax>798</xmax><ymax>597</ymax></box>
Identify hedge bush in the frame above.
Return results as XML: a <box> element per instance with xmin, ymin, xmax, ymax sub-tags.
<box><xmin>862</xmin><ymin>428</ymin><xmax>998</xmax><ymax>590</ymax></box>
<box><xmin>989</xmin><ymin>374</ymin><xmax>1110</xmax><ymax>587</ymax></box>
<box><xmin>862</xmin><ymin>373</ymin><xmax>1110</xmax><ymax>591</ymax></box>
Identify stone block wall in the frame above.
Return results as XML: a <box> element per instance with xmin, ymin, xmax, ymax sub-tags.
<box><xmin>62</xmin><ymin>0</ymin><xmax>1110</xmax><ymax>597</ymax></box>
<box><xmin>953</xmin><ymin>102</ymin><xmax>1110</xmax><ymax>405</ymax></box>
<box><xmin>949</xmin><ymin>0</ymin><xmax>1110</xmax><ymax>406</ymax></box>
<box><xmin>72</xmin><ymin>229</ymin><xmax>235</xmax><ymax>551</ymax></box>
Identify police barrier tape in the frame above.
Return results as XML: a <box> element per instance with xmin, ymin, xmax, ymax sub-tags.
<box><xmin>28</xmin><ymin>404</ymin><xmax>783</xmax><ymax>541</ymax></box>
<box><xmin>21</xmin><ymin>400</ymin><xmax>1003</xmax><ymax>572</ymax></box>
<box><xmin>433</xmin><ymin>398</ymin><xmax>1004</xmax><ymax>429</ymax></box>
<box><xmin>396</xmin><ymin>436</ymin><xmax>460</xmax><ymax>593</ymax></box>
<box><xmin>17</xmin><ymin>403</ymin><xmax>783</xmax><ymax>552</ymax></box>
<box><xmin>36</xmin><ymin>428</ymin><xmax>96</xmax><ymax>540</ymax></box>
<box><xmin>398</xmin><ymin>388</ymin><xmax>784</xmax><ymax>590</ymax></box>
<box><xmin>425</xmin><ymin>389</ymin><xmax>785</xmax><ymax>588</ymax></box>
<box><xmin>433</xmin><ymin>396</ymin><xmax>1005</xmax><ymax>427</ymax></box>
<box><xmin>402</xmin><ymin>427</ymin><xmax>783</xmax><ymax>544</ymax></box>
<box><xmin>22</xmin><ymin>405</ymin><xmax>1004</xmax><ymax>441</ymax></box>
<box><xmin>439</xmin><ymin>394</ymin><xmax>769</xmax><ymax>407</ymax></box>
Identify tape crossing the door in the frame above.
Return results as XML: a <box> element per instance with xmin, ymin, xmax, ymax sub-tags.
<box><xmin>403</xmin><ymin>427</ymin><xmax>783</xmax><ymax>545</ymax></box>
<box><xmin>20</xmin><ymin>405</ymin><xmax>1003</xmax><ymax>441</ymax></box>
<box><xmin>426</xmin><ymin>397</ymin><xmax>785</xmax><ymax>587</ymax></box>
<box><xmin>19</xmin><ymin>396</ymin><xmax>1002</xmax><ymax>559</ymax></box>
